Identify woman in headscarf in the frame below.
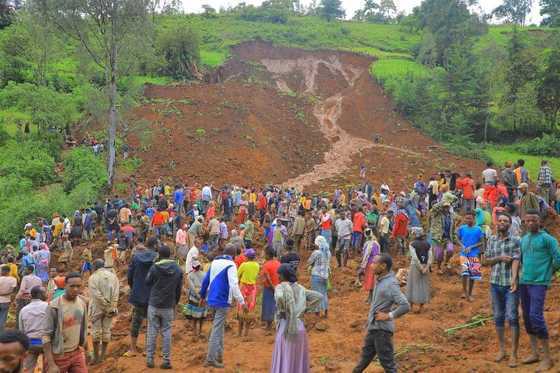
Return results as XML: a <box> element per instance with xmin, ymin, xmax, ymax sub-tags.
<box><xmin>33</xmin><ymin>243</ymin><xmax>50</xmax><ymax>283</ymax></box>
<box><xmin>183</xmin><ymin>258</ymin><xmax>207</xmax><ymax>338</ymax></box>
<box><xmin>307</xmin><ymin>235</ymin><xmax>331</xmax><ymax>318</ymax></box>
<box><xmin>271</xmin><ymin>264</ymin><xmax>322</xmax><ymax>373</ymax></box>
<box><xmin>406</xmin><ymin>227</ymin><xmax>433</xmax><ymax>313</ymax></box>
<box><xmin>358</xmin><ymin>228</ymin><xmax>380</xmax><ymax>303</ymax></box>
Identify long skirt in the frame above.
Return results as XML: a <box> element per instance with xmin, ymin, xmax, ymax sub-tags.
<box><xmin>406</xmin><ymin>264</ymin><xmax>431</xmax><ymax>305</ymax></box>
<box><xmin>363</xmin><ymin>263</ymin><xmax>376</xmax><ymax>292</ymax></box>
<box><xmin>261</xmin><ymin>286</ymin><xmax>276</xmax><ymax>322</ymax></box>
<box><xmin>311</xmin><ymin>275</ymin><xmax>328</xmax><ymax>312</ymax></box>
<box><xmin>270</xmin><ymin>319</ymin><xmax>309</xmax><ymax>373</ymax></box>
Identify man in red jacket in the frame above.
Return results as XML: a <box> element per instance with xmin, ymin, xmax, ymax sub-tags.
<box><xmin>391</xmin><ymin>209</ymin><xmax>409</xmax><ymax>255</ymax></box>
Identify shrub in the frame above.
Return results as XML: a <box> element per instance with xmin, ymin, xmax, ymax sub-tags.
<box><xmin>0</xmin><ymin>140</ymin><xmax>56</xmax><ymax>186</ymax></box>
<box><xmin>63</xmin><ymin>147</ymin><xmax>108</xmax><ymax>192</ymax></box>
<box><xmin>514</xmin><ymin>134</ymin><xmax>560</xmax><ymax>157</ymax></box>
<box><xmin>156</xmin><ymin>26</ymin><xmax>201</xmax><ymax>80</ymax></box>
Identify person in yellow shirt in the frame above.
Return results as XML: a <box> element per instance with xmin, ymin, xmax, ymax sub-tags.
<box><xmin>236</xmin><ymin>249</ymin><xmax>260</xmax><ymax>338</ymax></box>
<box><xmin>6</xmin><ymin>256</ymin><xmax>19</xmax><ymax>283</ymax></box>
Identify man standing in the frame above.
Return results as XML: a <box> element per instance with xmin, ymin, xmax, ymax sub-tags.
<box><xmin>429</xmin><ymin>201</ymin><xmax>456</xmax><ymax>274</ymax></box>
<box><xmin>537</xmin><ymin>160</ymin><xmax>553</xmax><ymax>205</ymax></box>
<box><xmin>518</xmin><ymin>183</ymin><xmax>540</xmax><ymax>219</ymax></box>
<box><xmin>201</xmin><ymin>183</ymin><xmax>212</xmax><ymax>214</ymax></box>
<box><xmin>483</xmin><ymin>214</ymin><xmax>521</xmax><ymax>368</ymax></box>
<box><xmin>352</xmin><ymin>255</ymin><xmax>410</xmax><ymax>373</ymax></box>
<box><xmin>291</xmin><ymin>211</ymin><xmax>305</xmax><ymax>251</ymax></box>
<box><xmin>43</xmin><ymin>272</ymin><xmax>89</xmax><ymax>373</ymax></box>
<box><xmin>19</xmin><ymin>285</ymin><xmax>48</xmax><ymax>373</ymax></box>
<box><xmin>126</xmin><ymin>237</ymin><xmax>157</xmax><ymax>357</ymax></box>
<box><xmin>0</xmin><ymin>330</ymin><xmax>30</xmax><ymax>373</ymax></box>
<box><xmin>335</xmin><ymin>212</ymin><xmax>352</xmax><ymax>267</ymax></box>
<box><xmin>243</xmin><ymin>217</ymin><xmax>255</xmax><ymax>249</ymax></box>
<box><xmin>185</xmin><ymin>237</ymin><xmax>201</xmax><ymax>274</ymax></box>
<box><xmin>200</xmin><ymin>244</ymin><xmax>246</xmax><ymax>369</ymax></box>
<box><xmin>482</xmin><ymin>161</ymin><xmax>498</xmax><ymax>186</ymax></box>
<box><xmin>352</xmin><ymin>207</ymin><xmax>367</xmax><ymax>255</ymax></box>
<box><xmin>516</xmin><ymin>210</ymin><xmax>560</xmax><ymax>371</ymax></box>
<box><xmin>175</xmin><ymin>223</ymin><xmax>188</xmax><ymax>261</ymax></box>
<box><xmin>15</xmin><ymin>266</ymin><xmax>42</xmax><ymax>329</ymax></box>
<box><xmin>145</xmin><ymin>245</ymin><xmax>183</xmax><ymax>369</ymax></box>
<box><xmin>377</xmin><ymin>210</ymin><xmax>391</xmax><ymax>254</ymax></box>
<box><xmin>457</xmin><ymin>211</ymin><xmax>485</xmax><ymax>301</ymax></box>
<box><xmin>208</xmin><ymin>216</ymin><xmax>220</xmax><ymax>251</ymax></box>
<box><xmin>89</xmin><ymin>259</ymin><xmax>119</xmax><ymax>364</ymax></box>
<box><xmin>0</xmin><ymin>266</ymin><xmax>17</xmax><ymax>332</ymax></box>
<box><xmin>501</xmin><ymin>162</ymin><xmax>517</xmax><ymax>201</ymax></box>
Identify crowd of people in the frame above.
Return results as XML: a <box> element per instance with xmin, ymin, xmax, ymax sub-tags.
<box><xmin>0</xmin><ymin>158</ymin><xmax>558</xmax><ymax>373</ymax></box>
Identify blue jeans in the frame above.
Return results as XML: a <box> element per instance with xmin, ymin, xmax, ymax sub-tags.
<box><xmin>520</xmin><ymin>284</ymin><xmax>548</xmax><ymax>338</ymax></box>
<box><xmin>146</xmin><ymin>306</ymin><xmax>174</xmax><ymax>364</ymax></box>
<box><xmin>311</xmin><ymin>275</ymin><xmax>328</xmax><ymax>312</ymax></box>
<box><xmin>490</xmin><ymin>284</ymin><xmax>519</xmax><ymax>327</ymax></box>
<box><xmin>0</xmin><ymin>303</ymin><xmax>9</xmax><ymax>332</ymax></box>
<box><xmin>321</xmin><ymin>229</ymin><xmax>332</xmax><ymax>247</ymax></box>
<box><xmin>351</xmin><ymin>232</ymin><xmax>363</xmax><ymax>251</ymax></box>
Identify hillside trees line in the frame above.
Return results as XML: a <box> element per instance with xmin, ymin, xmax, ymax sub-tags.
<box><xmin>372</xmin><ymin>0</ymin><xmax>560</xmax><ymax>157</ymax></box>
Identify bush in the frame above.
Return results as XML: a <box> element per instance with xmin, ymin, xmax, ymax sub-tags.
<box><xmin>239</xmin><ymin>4</ymin><xmax>289</xmax><ymax>24</ymax></box>
<box><xmin>63</xmin><ymin>147</ymin><xmax>108</xmax><ymax>192</ymax></box>
<box><xmin>0</xmin><ymin>140</ymin><xmax>56</xmax><ymax>186</ymax></box>
<box><xmin>514</xmin><ymin>134</ymin><xmax>560</xmax><ymax>157</ymax></box>
<box><xmin>156</xmin><ymin>26</ymin><xmax>200</xmax><ymax>80</ymax></box>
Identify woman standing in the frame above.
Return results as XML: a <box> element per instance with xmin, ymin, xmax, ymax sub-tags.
<box><xmin>183</xmin><ymin>258</ymin><xmax>207</xmax><ymax>338</ymax></box>
<box><xmin>358</xmin><ymin>229</ymin><xmax>380</xmax><ymax>303</ymax></box>
<box><xmin>307</xmin><ymin>235</ymin><xmax>331</xmax><ymax>318</ymax></box>
<box><xmin>33</xmin><ymin>243</ymin><xmax>50</xmax><ymax>284</ymax></box>
<box><xmin>406</xmin><ymin>227</ymin><xmax>433</xmax><ymax>313</ymax></box>
<box><xmin>271</xmin><ymin>264</ymin><xmax>322</xmax><ymax>373</ymax></box>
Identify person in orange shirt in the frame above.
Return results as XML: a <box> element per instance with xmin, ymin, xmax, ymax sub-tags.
<box><xmin>351</xmin><ymin>207</ymin><xmax>367</xmax><ymax>255</ymax></box>
<box><xmin>151</xmin><ymin>209</ymin><xmax>166</xmax><ymax>238</ymax></box>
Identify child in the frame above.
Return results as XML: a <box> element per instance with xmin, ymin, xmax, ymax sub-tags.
<box><xmin>237</xmin><ymin>249</ymin><xmax>260</xmax><ymax>339</ymax></box>
<box><xmin>80</xmin><ymin>245</ymin><xmax>93</xmax><ymax>281</ymax></box>
<box><xmin>183</xmin><ymin>258</ymin><xmax>207</xmax><ymax>338</ymax></box>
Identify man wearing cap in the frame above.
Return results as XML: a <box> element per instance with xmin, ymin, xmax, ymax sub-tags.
<box><xmin>200</xmin><ymin>244</ymin><xmax>246</xmax><ymax>369</ymax></box>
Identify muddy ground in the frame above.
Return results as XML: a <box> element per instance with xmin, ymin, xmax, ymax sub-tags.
<box><xmin>86</xmin><ymin>41</ymin><xmax>560</xmax><ymax>372</ymax></box>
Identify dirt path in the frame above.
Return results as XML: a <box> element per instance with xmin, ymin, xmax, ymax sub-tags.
<box><xmin>260</xmin><ymin>56</ymin><xmax>421</xmax><ymax>190</ymax></box>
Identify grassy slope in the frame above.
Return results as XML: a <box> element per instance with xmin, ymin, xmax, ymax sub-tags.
<box><xmin>486</xmin><ymin>148</ymin><xmax>560</xmax><ymax>180</ymax></box>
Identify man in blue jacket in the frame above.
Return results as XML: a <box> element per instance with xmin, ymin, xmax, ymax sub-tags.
<box><xmin>126</xmin><ymin>237</ymin><xmax>157</xmax><ymax>357</ymax></box>
<box><xmin>200</xmin><ymin>244</ymin><xmax>246</xmax><ymax>369</ymax></box>
<box><xmin>145</xmin><ymin>245</ymin><xmax>183</xmax><ymax>369</ymax></box>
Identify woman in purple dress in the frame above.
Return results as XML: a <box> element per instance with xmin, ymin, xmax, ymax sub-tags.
<box><xmin>271</xmin><ymin>264</ymin><xmax>322</xmax><ymax>373</ymax></box>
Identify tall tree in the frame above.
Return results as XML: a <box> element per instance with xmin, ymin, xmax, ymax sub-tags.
<box><xmin>413</xmin><ymin>0</ymin><xmax>487</xmax><ymax>67</ymax></box>
<box><xmin>38</xmin><ymin>0</ymin><xmax>151</xmax><ymax>187</ymax></box>
<box><xmin>503</xmin><ymin>27</ymin><xmax>537</xmax><ymax>131</ymax></box>
<box><xmin>540</xmin><ymin>0</ymin><xmax>560</xmax><ymax>27</ymax></box>
<box><xmin>492</xmin><ymin>0</ymin><xmax>533</xmax><ymax>26</ymax></box>
<box><xmin>319</xmin><ymin>0</ymin><xmax>345</xmax><ymax>21</ymax></box>
<box><xmin>537</xmin><ymin>38</ymin><xmax>560</xmax><ymax>131</ymax></box>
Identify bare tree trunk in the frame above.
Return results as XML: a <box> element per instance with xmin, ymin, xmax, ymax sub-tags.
<box><xmin>107</xmin><ymin>8</ymin><xmax>118</xmax><ymax>188</ymax></box>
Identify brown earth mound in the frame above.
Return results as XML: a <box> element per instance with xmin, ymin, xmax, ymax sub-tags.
<box><xmin>126</xmin><ymin>40</ymin><xmax>483</xmax><ymax>191</ymax></box>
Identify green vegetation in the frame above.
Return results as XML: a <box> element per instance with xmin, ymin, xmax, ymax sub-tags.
<box><xmin>485</xmin><ymin>148</ymin><xmax>560</xmax><ymax>179</ymax></box>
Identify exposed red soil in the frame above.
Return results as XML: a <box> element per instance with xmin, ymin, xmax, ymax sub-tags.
<box><xmin>85</xmin><ymin>41</ymin><xmax>560</xmax><ymax>373</ymax></box>
<box><xmin>126</xmin><ymin>40</ymin><xmax>484</xmax><ymax>191</ymax></box>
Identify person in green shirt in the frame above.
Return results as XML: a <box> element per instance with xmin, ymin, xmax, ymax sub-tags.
<box><xmin>514</xmin><ymin>209</ymin><xmax>560</xmax><ymax>372</ymax></box>
<box><xmin>243</xmin><ymin>218</ymin><xmax>255</xmax><ymax>249</ymax></box>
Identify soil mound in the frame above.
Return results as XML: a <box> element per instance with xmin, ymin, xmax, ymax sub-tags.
<box><xmin>127</xmin><ymin>40</ymin><xmax>483</xmax><ymax>191</ymax></box>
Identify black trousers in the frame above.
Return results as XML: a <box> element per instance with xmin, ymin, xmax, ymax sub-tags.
<box><xmin>353</xmin><ymin>329</ymin><xmax>396</xmax><ymax>373</ymax></box>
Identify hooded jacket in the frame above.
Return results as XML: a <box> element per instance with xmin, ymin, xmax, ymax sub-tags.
<box><xmin>127</xmin><ymin>248</ymin><xmax>157</xmax><ymax>306</ymax></box>
<box><xmin>145</xmin><ymin>259</ymin><xmax>183</xmax><ymax>309</ymax></box>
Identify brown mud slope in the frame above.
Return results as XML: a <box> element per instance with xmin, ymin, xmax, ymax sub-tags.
<box><xmin>127</xmin><ymin>41</ymin><xmax>483</xmax><ymax>191</ymax></box>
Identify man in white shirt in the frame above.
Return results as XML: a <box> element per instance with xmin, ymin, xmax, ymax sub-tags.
<box><xmin>335</xmin><ymin>212</ymin><xmax>353</xmax><ymax>267</ymax></box>
<box><xmin>185</xmin><ymin>237</ymin><xmax>202</xmax><ymax>274</ymax></box>
<box><xmin>19</xmin><ymin>285</ymin><xmax>48</xmax><ymax>373</ymax></box>
<box><xmin>0</xmin><ymin>266</ymin><xmax>17</xmax><ymax>332</ymax></box>
<box><xmin>482</xmin><ymin>161</ymin><xmax>498</xmax><ymax>186</ymax></box>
